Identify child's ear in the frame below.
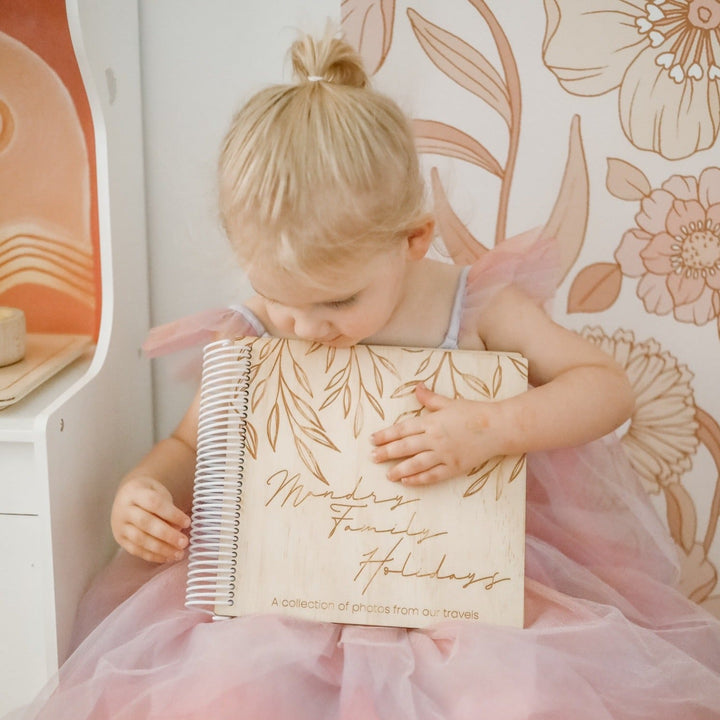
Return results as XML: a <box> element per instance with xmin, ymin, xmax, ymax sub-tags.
<box><xmin>406</xmin><ymin>217</ymin><xmax>435</xmax><ymax>259</ymax></box>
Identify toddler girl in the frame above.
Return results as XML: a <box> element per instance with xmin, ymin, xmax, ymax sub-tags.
<box><xmin>14</xmin><ymin>30</ymin><xmax>720</xmax><ymax>720</ymax></box>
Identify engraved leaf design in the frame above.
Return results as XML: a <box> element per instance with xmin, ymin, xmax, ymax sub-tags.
<box><xmin>325</xmin><ymin>346</ymin><xmax>336</xmax><ymax>371</ymax></box>
<box><xmin>414</xmin><ymin>119</ymin><xmax>503</xmax><ymax>176</ymax></box>
<box><xmin>415</xmin><ymin>353</ymin><xmax>432</xmax><ymax>375</ymax></box>
<box><xmin>251</xmin><ymin>378</ymin><xmax>268</xmax><ymax>413</ymax></box>
<box><xmin>373</xmin><ymin>363</ymin><xmax>384</xmax><ymax>396</ymax></box>
<box><xmin>343</xmin><ymin>385</ymin><xmax>352</xmax><ymax>418</ymax></box>
<box><xmin>258</xmin><ymin>340</ymin><xmax>275</xmax><ymax>360</ymax></box>
<box><xmin>245</xmin><ymin>421</ymin><xmax>258</xmax><ymax>460</ymax></box>
<box><xmin>492</xmin><ymin>361</ymin><xmax>502</xmax><ymax>398</ymax></box>
<box><xmin>464</xmin><ymin>457</ymin><xmax>503</xmax><ymax>497</ymax></box>
<box><xmin>293</xmin><ymin>359</ymin><xmax>313</xmax><ymax>397</ymax></box>
<box><xmin>391</xmin><ymin>380</ymin><xmax>420</xmax><ymax>399</ymax></box>
<box><xmin>508</xmin><ymin>455</ymin><xmax>526</xmax><ymax>484</ymax></box>
<box><xmin>267</xmin><ymin>403</ymin><xmax>280</xmax><ymax>451</ymax></box>
<box><xmin>294</xmin><ymin>436</ymin><xmax>329</xmax><ymax>486</ymax></box>
<box><xmin>509</xmin><ymin>356</ymin><xmax>528</xmax><ymax>380</ymax></box>
<box><xmin>353</xmin><ymin>402</ymin><xmax>364</xmax><ymax>438</ymax></box>
<box><xmin>407</xmin><ymin>7</ymin><xmax>511</xmax><ymax>125</ymax></box>
<box><xmin>289</xmin><ymin>392</ymin><xmax>324</xmax><ymax>431</ymax></box>
<box><xmin>394</xmin><ymin>408</ymin><xmax>422</xmax><ymax>424</ymax></box>
<box><xmin>319</xmin><ymin>386</ymin><xmax>343</xmax><ymax>411</ymax></box>
<box><xmin>461</xmin><ymin>373</ymin><xmax>490</xmax><ymax>398</ymax></box>
<box><xmin>364</xmin><ymin>389</ymin><xmax>386</xmax><ymax>420</ymax></box>
<box><xmin>374</xmin><ymin>352</ymin><xmax>399</xmax><ymax>376</ymax></box>
<box><xmin>300</xmin><ymin>425</ymin><xmax>340</xmax><ymax>452</ymax></box>
<box><xmin>326</xmin><ymin>367</ymin><xmax>347</xmax><ymax>391</ymax></box>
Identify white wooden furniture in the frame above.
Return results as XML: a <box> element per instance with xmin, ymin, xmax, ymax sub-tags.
<box><xmin>0</xmin><ymin>1</ymin><xmax>153</xmax><ymax>714</ymax></box>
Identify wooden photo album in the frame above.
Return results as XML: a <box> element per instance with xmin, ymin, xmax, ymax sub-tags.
<box><xmin>186</xmin><ymin>337</ymin><xmax>528</xmax><ymax>629</ymax></box>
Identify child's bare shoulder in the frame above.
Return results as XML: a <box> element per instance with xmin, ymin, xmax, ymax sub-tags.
<box><xmin>243</xmin><ymin>295</ymin><xmax>279</xmax><ymax>335</ymax></box>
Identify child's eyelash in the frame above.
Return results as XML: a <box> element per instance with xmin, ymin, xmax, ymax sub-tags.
<box><xmin>327</xmin><ymin>296</ymin><xmax>357</xmax><ymax>309</ymax></box>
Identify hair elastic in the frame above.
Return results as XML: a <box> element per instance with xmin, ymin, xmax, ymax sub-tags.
<box><xmin>307</xmin><ymin>75</ymin><xmax>324</xmax><ymax>82</ymax></box>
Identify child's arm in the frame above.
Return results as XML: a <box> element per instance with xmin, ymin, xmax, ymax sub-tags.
<box><xmin>110</xmin><ymin>391</ymin><xmax>200</xmax><ymax>563</ymax></box>
<box><xmin>371</xmin><ymin>286</ymin><xmax>634</xmax><ymax>485</ymax></box>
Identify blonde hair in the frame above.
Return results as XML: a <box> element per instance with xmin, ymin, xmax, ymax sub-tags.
<box><xmin>218</xmin><ymin>30</ymin><xmax>426</xmax><ymax>278</ymax></box>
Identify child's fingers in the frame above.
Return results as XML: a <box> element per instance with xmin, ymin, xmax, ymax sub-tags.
<box><xmin>134</xmin><ymin>485</ymin><xmax>191</xmax><ymax>529</ymax></box>
<box><xmin>414</xmin><ymin>382</ymin><xmax>450</xmax><ymax>411</ymax></box>
<box><xmin>371</xmin><ymin>416</ymin><xmax>424</xmax><ymax>447</ymax></box>
<box><xmin>372</xmin><ymin>432</ymin><xmax>428</xmax><ymax>463</ymax></box>
<box><xmin>127</xmin><ymin>505</ymin><xmax>189</xmax><ymax>552</ymax></box>
<box><xmin>120</xmin><ymin>522</ymin><xmax>186</xmax><ymax>562</ymax></box>
<box><xmin>386</xmin><ymin>450</ymin><xmax>439</xmax><ymax>483</ymax></box>
<box><xmin>121</xmin><ymin>536</ymin><xmax>180</xmax><ymax>564</ymax></box>
<box><xmin>398</xmin><ymin>465</ymin><xmax>450</xmax><ymax>486</ymax></box>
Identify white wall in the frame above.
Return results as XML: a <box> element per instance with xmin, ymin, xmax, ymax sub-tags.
<box><xmin>138</xmin><ymin>0</ymin><xmax>338</xmax><ymax>438</ymax></box>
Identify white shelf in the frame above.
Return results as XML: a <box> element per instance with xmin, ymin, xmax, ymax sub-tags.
<box><xmin>0</xmin><ymin>353</ymin><xmax>92</xmax><ymax>441</ymax></box>
<box><xmin>0</xmin><ymin>1</ymin><xmax>154</xmax><ymax>715</ymax></box>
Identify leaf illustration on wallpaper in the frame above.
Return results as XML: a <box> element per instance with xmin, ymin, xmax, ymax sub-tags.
<box><xmin>407</xmin><ymin>2</ymin><xmax>589</xmax><ymax>277</ymax></box>
<box><xmin>581</xmin><ymin>326</ymin><xmax>720</xmax><ymax>612</ymax></box>
<box><xmin>429</xmin><ymin>167</ymin><xmax>489</xmax><ymax>264</ymax></box>
<box><xmin>407</xmin><ymin>3</ymin><xmax>520</xmax><ymax>247</ymax></box>
<box><xmin>341</xmin><ymin>0</ymin><xmax>396</xmax><ymax>75</ymax></box>
<box><xmin>542</xmin><ymin>0</ymin><xmax>720</xmax><ymax>160</ymax></box>
<box><xmin>414</xmin><ymin>120</ymin><xmax>502</xmax><ymax>177</ymax></box>
<box><xmin>407</xmin><ymin>7</ymin><xmax>512</xmax><ymax>125</ymax></box>
<box><xmin>538</xmin><ymin>114</ymin><xmax>589</xmax><ymax>284</ymax></box>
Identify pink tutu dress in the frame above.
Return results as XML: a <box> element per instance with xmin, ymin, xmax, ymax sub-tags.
<box><xmin>10</xmin><ymin>236</ymin><xmax>720</xmax><ymax>720</ymax></box>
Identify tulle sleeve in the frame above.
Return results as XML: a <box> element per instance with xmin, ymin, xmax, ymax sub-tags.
<box><xmin>461</xmin><ymin>229</ymin><xmax>559</xmax><ymax>323</ymax></box>
<box><xmin>142</xmin><ymin>304</ymin><xmax>266</xmax><ymax>358</ymax></box>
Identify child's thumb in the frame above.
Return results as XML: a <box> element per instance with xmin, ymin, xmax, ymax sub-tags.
<box><xmin>415</xmin><ymin>382</ymin><xmax>449</xmax><ymax>411</ymax></box>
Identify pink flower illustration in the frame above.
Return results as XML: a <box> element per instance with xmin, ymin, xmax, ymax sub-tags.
<box><xmin>614</xmin><ymin>167</ymin><xmax>720</xmax><ymax>325</ymax></box>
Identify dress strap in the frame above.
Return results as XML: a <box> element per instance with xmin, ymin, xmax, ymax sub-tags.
<box><xmin>438</xmin><ymin>266</ymin><xmax>470</xmax><ymax>349</ymax></box>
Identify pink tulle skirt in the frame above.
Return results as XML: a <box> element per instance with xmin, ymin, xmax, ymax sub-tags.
<box><xmin>11</xmin><ymin>437</ymin><xmax>720</xmax><ymax>720</ymax></box>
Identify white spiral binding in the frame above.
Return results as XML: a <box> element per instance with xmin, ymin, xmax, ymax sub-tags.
<box><xmin>185</xmin><ymin>340</ymin><xmax>251</xmax><ymax>616</ymax></box>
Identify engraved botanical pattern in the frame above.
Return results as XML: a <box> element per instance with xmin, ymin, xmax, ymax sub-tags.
<box><xmin>238</xmin><ymin>337</ymin><xmax>526</xmax><ymax>498</ymax></box>
<box><xmin>309</xmin><ymin>342</ymin><xmax>400</xmax><ymax>438</ymax></box>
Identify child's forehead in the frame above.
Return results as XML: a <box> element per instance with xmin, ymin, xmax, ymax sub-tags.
<box><xmin>247</xmin><ymin>249</ymin><xmax>397</xmax><ymax>304</ymax></box>
<box><xmin>248</xmin><ymin>263</ymin><xmax>363</xmax><ymax>304</ymax></box>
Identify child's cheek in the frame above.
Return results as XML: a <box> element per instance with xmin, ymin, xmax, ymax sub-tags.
<box><xmin>266</xmin><ymin>306</ymin><xmax>292</xmax><ymax>334</ymax></box>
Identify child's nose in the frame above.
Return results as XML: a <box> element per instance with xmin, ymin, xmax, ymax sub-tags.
<box><xmin>292</xmin><ymin>313</ymin><xmax>331</xmax><ymax>341</ymax></box>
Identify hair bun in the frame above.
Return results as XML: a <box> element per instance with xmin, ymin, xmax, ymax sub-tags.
<box><xmin>290</xmin><ymin>32</ymin><xmax>369</xmax><ymax>89</ymax></box>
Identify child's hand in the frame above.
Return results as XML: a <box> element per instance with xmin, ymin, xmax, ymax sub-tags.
<box><xmin>371</xmin><ymin>383</ymin><xmax>507</xmax><ymax>486</ymax></box>
<box><xmin>111</xmin><ymin>475</ymin><xmax>191</xmax><ymax>563</ymax></box>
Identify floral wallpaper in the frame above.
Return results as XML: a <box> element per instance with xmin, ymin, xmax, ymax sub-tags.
<box><xmin>0</xmin><ymin>0</ymin><xmax>99</xmax><ymax>336</ymax></box>
<box><xmin>342</xmin><ymin>0</ymin><xmax>720</xmax><ymax>616</ymax></box>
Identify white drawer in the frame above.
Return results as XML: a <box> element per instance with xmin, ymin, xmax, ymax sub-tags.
<box><xmin>0</xmin><ymin>513</ymin><xmax>52</xmax><ymax>716</ymax></box>
<box><xmin>0</xmin><ymin>442</ymin><xmax>39</xmax><ymax>514</ymax></box>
